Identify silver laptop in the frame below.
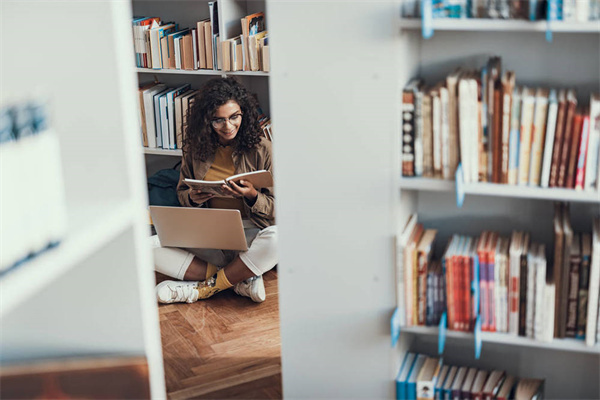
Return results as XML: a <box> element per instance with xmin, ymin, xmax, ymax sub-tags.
<box><xmin>149</xmin><ymin>206</ymin><xmax>248</xmax><ymax>251</ymax></box>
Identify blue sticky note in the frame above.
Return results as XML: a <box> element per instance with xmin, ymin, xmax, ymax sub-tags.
<box><xmin>421</xmin><ymin>0</ymin><xmax>434</xmax><ymax>39</ymax></box>
<box><xmin>391</xmin><ymin>307</ymin><xmax>401</xmax><ymax>348</ymax></box>
<box><xmin>455</xmin><ymin>163</ymin><xmax>465</xmax><ymax>208</ymax></box>
<box><xmin>546</xmin><ymin>0</ymin><xmax>558</xmax><ymax>42</ymax></box>
<box><xmin>474</xmin><ymin>315</ymin><xmax>482</xmax><ymax>359</ymax></box>
<box><xmin>438</xmin><ymin>312</ymin><xmax>447</xmax><ymax>355</ymax></box>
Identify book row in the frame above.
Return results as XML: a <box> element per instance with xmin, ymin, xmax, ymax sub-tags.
<box><xmin>397</xmin><ymin>207</ymin><xmax>600</xmax><ymax>346</ymax></box>
<box><xmin>402</xmin><ymin>0</ymin><xmax>600</xmax><ymax>21</ymax></box>
<box><xmin>133</xmin><ymin>6</ymin><xmax>269</xmax><ymax>72</ymax></box>
<box><xmin>0</xmin><ymin>100</ymin><xmax>67</xmax><ymax>274</ymax></box>
<box><xmin>395</xmin><ymin>352</ymin><xmax>543</xmax><ymax>400</ymax></box>
<box><xmin>138</xmin><ymin>82</ymin><xmax>272</xmax><ymax>150</ymax></box>
<box><xmin>401</xmin><ymin>57</ymin><xmax>600</xmax><ymax>193</ymax></box>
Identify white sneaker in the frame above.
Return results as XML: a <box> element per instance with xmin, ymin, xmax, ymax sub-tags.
<box><xmin>233</xmin><ymin>275</ymin><xmax>266</xmax><ymax>303</ymax></box>
<box><xmin>156</xmin><ymin>280</ymin><xmax>199</xmax><ymax>304</ymax></box>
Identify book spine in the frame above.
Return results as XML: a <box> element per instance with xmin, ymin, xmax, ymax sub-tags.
<box><xmin>540</xmin><ymin>94</ymin><xmax>558</xmax><ymax>187</ymax></box>
<box><xmin>577</xmin><ymin>254</ymin><xmax>591</xmax><ymax>339</ymax></box>
<box><xmin>479</xmin><ymin>249</ymin><xmax>488</xmax><ymax>331</ymax></box>
<box><xmin>566</xmin><ymin>253</ymin><xmax>581</xmax><ymax>337</ymax></box>
<box><xmin>492</xmin><ymin>87</ymin><xmax>503</xmax><ymax>183</ymax></box>
<box><xmin>488</xmin><ymin>251</ymin><xmax>496</xmax><ymax>332</ymax></box>
<box><xmin>518</xmin><ymin>251</ymin><xmax>528</xmax><ymax>336</ymax></box>
<box><xmin>575</xmin><ymin>116</ymin><xmax>590</xmax><ymax>190</ymax></box>
<box><xmin>533</xmin><ymin>253</ymin><xmax>546</xmax><ymax>340</ymax></box>
<box><xmin>418</xmin><ymin>252</ymin><xmax>428</xmax><ymax>325</ymax></box>
<box><xmin>518</xmin><ymin>93</ymin><xmax>535</xmax><ymax>185</ymax></box>
<box><xmin>433</xmin><ymin>92</ymin><xmax>442</xmax><ymax>178</ymax></box>
<box><xmin>501</xmin><ymin>86</ymin><xmax>512</xmax><ymax>183</ymax></box>
<box><xmin>566</xmin><ymin>114</ymin><xmax>583</xmax><ymax>188</ymax></box>
<box><xmin>415</xmin><ymin>90</ymin><xmax>424</xmax><ymax>177</ymax></box>
<box><xmin>558</xmin><ymin>100</ymin><xmax>576</xmax><ymax>187</ymax></box>
<box><xmin>529</xmin><ymin>95</ymin><xmax>548</xmax><ymax>186</ymax></box>
<box><xmin>402</xmin><ymin>91</ymin><xmax>416</xmax><ymax>177</ymax></box>
<box><xmin>423</xmin><ymin>94</ymin><xmax>434</xmax><ymax>178</ymax></box>
<box><xmin>508</xmin><ymin>248</ymin><xmax>520</xmax><ymax>335</ymax></box>
<box><xmin>441</xmin><ymin>88</ymin><xmax>451</xmax><ymax>180</ymax></box>
<box><xmin>585</xmin><ymin>96</ymin><xmax>600</xmax><ymax>190</ymax></box>
<box><xmin>508</xmin><ymin>90</ymin><xmax>522</xmax><ymax>185</ymax></box>
<box><xmin>526</xmin><ymin>251</ymin><xmax>536</xmax><ymax>338</ymax></box>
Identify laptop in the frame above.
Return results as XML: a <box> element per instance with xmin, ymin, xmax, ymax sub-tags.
<box><xmin>149</xmin><ymin>206</ymin><xmax>248</xmax><ymax>251</ymax></box>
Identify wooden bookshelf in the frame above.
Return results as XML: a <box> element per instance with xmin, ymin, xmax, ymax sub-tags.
<box><xmin>402</xmin><ymin>326</ymin><xmax>600</xmax><ymax>355</ymax></box>
<box><xmin>400</xmin><ymin>178</ymin><xmax>600</xmax><ymax>203</ymax></box>
<box><xmin>398</xmin><ymin>18</ymin><xmax>600</xmax><ymax>33</ymax></box>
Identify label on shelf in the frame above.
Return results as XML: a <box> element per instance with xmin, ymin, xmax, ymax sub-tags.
<box><xmin>391</xmin><ymin>307</ymin><xmax>401</xmax><ymax>347</ymax></box>
<box><xmin>455</xmin><ymin>163</ymin><xmax>465</xmax><ymax>208</ymax></box>
<box><xmin>421</xmin><ymin>0</ymin><xmax>434</xmax><ymax>39</ymax></box>
<box><xmin>438</xmin><ymin>312</ymin><xmax>447</xmax><ymax>354</ymax></box>
<box><xmin>475</xmin><ymin>315</ymin><xmax>482</xmax><ymax>359</ymax></box>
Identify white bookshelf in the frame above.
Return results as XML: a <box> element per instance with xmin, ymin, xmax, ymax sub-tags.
<box><xmin>396</xmin><ymin>7</ymin><xmax>600</xmax><ymax>399</ymax></box>
<box><xmin>399</xmin><ymin>18</ymin><xmax>600</xmax><ymax>33</ymax></box>
<box><xmin>134</xmin><ymin>0</ymin><xmax>271</xmax><ymax>163</ymax></box>
<box><xmin>1</xmin><ymin>1</ymin><xmax>165</xmax><ymax>398</ymax></box>
<box><xmin>136</xmin><ymin>67</ymin><xmax>269</xmax><ymax>77</ymax></box>
<box><xmin>400</xmin><ymin>178</ymin><xmax>600</xmax><ymax>203</ymax></box>
<box><xmin>144</xmin><ymin>147</ymin><xmax>183</xmax><ymax>156</ymax></box>
<box><xmin>402</xmin><ymin>326</ymin><xmax>600</xmax><ymax>355</ymax></box>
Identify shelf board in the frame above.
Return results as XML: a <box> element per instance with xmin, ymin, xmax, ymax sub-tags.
<box><xmin>136</xmin><ymin>68</ymin><xmax>269</xmax><ymax>77</ymax></box>
<box><xmin>399</xmin><ymin>18</ymin><xmax>600</xmax><ymax>33</ymax></box>
<box><xmin>144</xmin><ymin>147</ymin><xmax>182</xmax><ymax>156</ymax></box>
<box><xmin>402</xmin><ymin>325</ymin><xmax>600</xmax><ymax>354</ymax></box>
<box><xmin>400</xmin><ymin>177</ymin><xmax>454</xmax><ymax>192</ymax></box>
<box><xmin>0</xmin><ymin>201</ymin><xmax>135</xmax><ymax>317</ymax></box>
<box><xmin>399</xmin><ymin>177</ymin><xmax>600</xmax><ymax>203</ymax></box>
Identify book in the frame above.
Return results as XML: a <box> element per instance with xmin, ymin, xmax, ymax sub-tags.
<box><xmin>566</xmin><ymin>234</ymin><xmax>582</xmax><ymax>337</ymax></box>
<box><xmin>460</xmin><ymin>367</ymin><xmax>478</xmax><ymax>400</ymax></box>
<box><xmin>196</xmin><ymin>19</ymin><xmax>209</xmax><ymax>69</ymax></box>
<box><xmin>528</xmin><ymin>88</ymin><xmax>549</xmax><ymax>186</ymax></box>
<box><xmin>577</xmin><ymin>234</ymin><xmax>592</xmax><ymax>339</ymax></box>
<box><xmin>470</xmin><ymin>369</ymin><xmax>489</xmax><ymax>400</ymax></box>
<box><xmin>442</xmin><ymin>366</ymin><xmax>458</xmax><ymax>400</ymax></box>
<box><xmin>450</xmin><ymin>366</ymin><xmax>467</xmax><ymax>400</ymax></box>
<box><xmin>552</xmin><ymin>203</ymin><xmax>565</xmax><ymax>338</ymax></box>
<box><xmin>558</xmin><ymin>204</ymin><xmax>574</xmax><ymax>338</ymax></box>
<box><xmin>141</xmin><ymin>84</ymin><xmax>166</xmax><ymax>148</ymax></box>
<box><xmin>514</xmin><ymin>378</ymin><xmax>544</xmax><ymax>400</ymax></box>
<box><xmin>549</xmin><ymin>90</ymin><xmax>568</xmax><ymax>187</ymax></box>
<box><xmin>166</xmin><ymin>84</ymin><xmax>190</xmax><ymax>149</ymax></box>
<box><xmin>403</xmin><ymin>79</ymin><xmax>424</xmax><ymax>177</ymax></box>
<box><xmin>566</xmin><ymin>112</ymin><xmax>584</xmax><ymax>188</ymax></box>
<box><xmin>517</xmin><ymin>87</ymin><xmax>535</xmax><ymax>185</ymax></box>
<box><xmin>518</xmin><ymin>233</ymin><xmax>530</xmax><ymax>336</ymax></box>
<box><xmin>422</xmin><ymin>91</ymin><xmax>434</xmax><ymax>177</ymax></box>
<box><xmin>508</xmin><ymin>231</ymin><xmax>523</xmax><ymax>335</ymax></box>
<box><xmin>500</xmin><ymin>71</ymin><xmax>515</xmax><ymax>184</ymax></box>
<box><xmin>447</xmin><ymin>69</ymin><xmax>461</xmax><ymax>177</ymax></box>
<box><xmin>396</xmin><ymin>352</ymin><xmax>417</xmax><ymax>400</ymax></box>
<box><xmin>557</xmin><ymin>90</ymin><xmax>578</xmax><ymax>187</ymax></box>
<box><xmin>407</xmin><ymin>355</ymin><xmax>428</xmax><ymax>400</ymax></box>
<box><xmin>495</xmin><ymin>375</ymin><xmax>516</xmax><ymax>400</ymax></box>
<box><xmin>540</xmin><ymin>89</ymin><xmax>558</xmax><ymax>188</ymax></box>
<box><xmin>406</xmin><ymin>223</ymin><xmax>425</xmax><ymax>326</ymax></box>
<box><xmin>417</xmin><ymin>230</ymin><xmax>438</xmax><ymax>325</ymax></box>
<box><xmin>415</xmin><ymin>86</ymin><xmax>425</xmax><ymax>177</ymax></box>
<box><xmin>434</xmin><ymin>365</ymin><xmax>449</xmax><ymax>400</ymax></box>
<box><xmin>533</xmin><ymin>244</ymin><xmax>547</xmax><ymax>340</ymax></box>
<box><xmin>574</xmin><ymin>115</ymin><xmax>590</xmax><ymax>190</ymax></box>
<box><xmin>482</xmin><ymin>370</ymin><xmax>506</xmax><ymax>400</ymax></box>
<box><xmin>396</xmin><ymin>214</ymin><xmax>418</xmax><ymax>323</ymax></box>
<box><xmin>507</xmin><ymin>86</ymin><xmax>522</xmax><ymax>185</ymax></box>
<box><xmin>585</xmin><ymin>93</ymin><xmax>600</xmax><ymax>190</ymax></box>
<box><xmin>241</xmin><ymin>12</ymin><xmax>265</xmax><ymax>71</ymax></box>
<box><xmin>183</xmin><ymin>170</ymin><xmax>273</xmax><ymax>197</ymax></box>
<box><xmin>416</xmin><ymin>357</ymin><xmax>441</xmax><ymax>400</ymax></box>
<box><xmin>587</xmin><ymin>217</ymin><xmax>600</xmax><ymax>346</ymax></box>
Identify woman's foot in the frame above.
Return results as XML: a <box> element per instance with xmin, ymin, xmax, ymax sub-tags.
<box><xmin>233</xmin><ymin>275</ymin><xmax>266</xmax><ymax>303</ymax></box>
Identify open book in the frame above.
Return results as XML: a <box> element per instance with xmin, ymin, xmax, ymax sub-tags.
<box><xmin>184</xmin><ymin>169</ymin><xmax>273</xmax><ymax>197</ymax></box>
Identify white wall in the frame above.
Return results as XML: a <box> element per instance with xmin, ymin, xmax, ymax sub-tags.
<box><xmin>268</xmin><ymin>1</ymin><xmax>400</xmax><ymax>398</ymax></box>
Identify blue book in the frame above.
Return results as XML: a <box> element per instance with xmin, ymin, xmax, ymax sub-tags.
<box><xmin>406</xmin><ymin>354</ymin><xmax>427</xmax><ymax>400</ymax></box>
<box><xmin>396</xmin><ymin>353</ymin><xmax>417</xmax><ymax>400</ymax></box>
<box><xmin>165</xmin><ymin>84</ymin><xmax>190</xmax><ymax>149</ymax></box>
<box><xmin>152</xmin><ymin>87</ymin><xmax>171</xmax><ymax>148</ymax></box>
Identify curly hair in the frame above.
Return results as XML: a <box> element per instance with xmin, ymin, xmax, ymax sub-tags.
<box><xmin>183</xmin><ymin>77</ymin><xmax>262</xmax><ymax>161</ymax></box>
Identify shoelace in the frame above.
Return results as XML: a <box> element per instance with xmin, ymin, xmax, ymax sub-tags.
<box><xmin>170</xmin><ymin>285</ymin><xmax>193</xmax><ymax>302</ymax></box>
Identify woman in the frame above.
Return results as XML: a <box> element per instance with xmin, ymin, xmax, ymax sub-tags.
<box><xmin>153</xmin><ymin>77</ymin><xmax>277</xmax><ymax>304</ymax></box>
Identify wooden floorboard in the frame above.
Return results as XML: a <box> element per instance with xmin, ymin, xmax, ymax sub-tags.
<box><xmin>156</xmin><ymin>270</ymin><xmax>282</xmax><ymax>400</ymax></box>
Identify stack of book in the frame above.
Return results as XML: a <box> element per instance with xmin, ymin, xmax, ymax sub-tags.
<box><xmin>132</xmin><ymin>6</ymin><xmax>270</xmax><ymax>72</ymax></box>
<box><xmin>397</xmin><ymin>211</ymin><xmax>600</xmax><ymax>346</ymax></box>
<box><xmin>138</xmin><ymin>83</ymin><xmax>272</xmax><ymax>149</ymax></box>
<box><xmin>395</xmin><ymin>353</ymin><xmax>544</xmax><ymax>400</ymax></box>
<box><xmin>402</xmin><ymin>0</ymin><xmax>600</xmax><ymax>21</ymax></box>
<box><xmin>133</xmin><ymin>2</ymin><xmax>221</xmax><ymax>70</ymax></box>
<box><xmin>0</xmin><ymin>100</ymin><xmax>67</xmax><ymax>274</ymax></box>
<box><xmin>401</xmin><ymin>57</ymin><xmax>600</xmax><ymax>193</ymax></box>
<box><xmin>221</xmin><ymin>12</ymin><xmax>269</xmax><ymax>72</ymax></box>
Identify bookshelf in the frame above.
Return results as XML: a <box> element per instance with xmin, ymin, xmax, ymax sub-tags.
<box><xmin>396</xmin><ymin>7</ymin><xmax>600</xmax><ymax>400</ymax></box>
<box><xmin>400</xmin><ymin>178</ymin><xmax>600</xmax><ymax>203</ymax></box>
<box><xmin>134</xmin><ymin>0</ymin><xmax>271</xmax><ymax>178</ymax></box>
<box><xmin>398</xmin><ymin>18</ymin><xmax>600</xmax><ymax>33</ymax></box>
<box><xmin>1</xmin><ymin>1</ymin><xmax>165</xmax><ymax>398</ymax></box>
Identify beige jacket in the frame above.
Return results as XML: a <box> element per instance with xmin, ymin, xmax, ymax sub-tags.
<box><xmin>176</xmin><ymin>137</ymin><xmax>275</xmax><ymax>229</ymax></box>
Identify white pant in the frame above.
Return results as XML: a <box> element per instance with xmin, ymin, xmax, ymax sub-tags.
<box><xmin>151</xmin><ymin>223</ymin><xmax>278</xmax><ymax>280</ymax></box>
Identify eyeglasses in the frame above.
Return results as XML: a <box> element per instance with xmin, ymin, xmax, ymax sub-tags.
<box><xmin>211</xmin><ymin>113</ymin><xmax>243</xmax><ymax>129</ymax></box>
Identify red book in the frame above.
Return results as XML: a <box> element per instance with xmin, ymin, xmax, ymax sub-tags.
<box><xmin>575</xmin><ymin>115</ymin><xmax>591</xmax><ymax>190</ymax></box>
<box><xmin>486</xmin><ymin>233</ymin><xmax>499</xmax><ymax>332</ymax></box>
<box><xmin>565</xmin><ymin>113</ymin><xmax>583</xmax><ymax>188</ymax></box>
<box><xmin>477</xmin><ymin>233</ymin><xmax>490</xmax><ymax>331</ymax></box>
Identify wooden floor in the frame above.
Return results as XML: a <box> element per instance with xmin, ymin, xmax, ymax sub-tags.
<box><xmin>156</xmin><ymin>270</ymin><xmax>282</xmax><ymax>400</ymax></box>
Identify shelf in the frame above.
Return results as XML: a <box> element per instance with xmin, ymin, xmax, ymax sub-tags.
<box><xmin>136</xmin><ymin>68</ymin><xmax>269</xmax><ymax>77</ymax></box>
<box><xmin>402</xmin><ymin>325</ymin><xmax>600</xmax><ymax>354</ymax></box>
<box><xmin>144</xmin><ymin>147</ymin><xmax>182</xmax><ymax>156</ymax></box>
<box><xmin>399</xmin><ymin>177</ymin><xmax>600</xmax><ymax>203</ymax></box>
<box><xmin>0</xmin><ymin>200</ymin><xmax>135</xmax><ymax>318</ymax></box>
<box><xmin>399</xmin><ymin>18</ymin><xmax>600</xmax><ymax>33</ymax></box>
<box><xmin>400</xmin><ymin>177</ymin><xmax>454</xmax><ymax>192</ymax></box>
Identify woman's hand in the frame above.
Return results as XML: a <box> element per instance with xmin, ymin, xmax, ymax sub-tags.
<box><xmin>189</xmin><ymin>189</ymin><xmax>214</xmax><ymax>205</ymax></box>
<box><xmin>222</xmin><ymin>180</ymin><xmax>258</xmax><ymax>203</ymax></box>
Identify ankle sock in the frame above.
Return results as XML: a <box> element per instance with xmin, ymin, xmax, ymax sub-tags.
<box><xmin>195</xmin><ymin>269</ymin><xmax>233</xmax><ymax>300</ymax></box>
<box><xmin>205</xmin><ymin>262</ymin><xmax>218</xmax><ymax>280</ymax></box>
